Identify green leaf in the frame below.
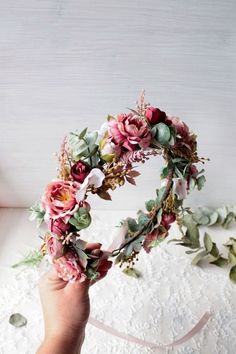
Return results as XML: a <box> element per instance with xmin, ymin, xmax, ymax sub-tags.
<box><xmin>196</xmin><ymin>175</ymin><xmax>206</xmax><ymax>190</ymax></box>
<box><xmin>138</xmin><ymin>213</ymin><xmax>149</xmax><ymax>227</ymax></box>
<box><xmin>210</xmin><ymin>243</ymin><xmax>220</xmax><ymax>258</ymax></box>
<box><xmin>185</xmin><ymin>223</ymin><xmax>200</xmax><ymax>248</ymax></box>
<box><xmin>191</xmin><ymin>250</ymin><xmax>208</xmax><ymax>265</ymax></box>
<box><xmin>229</xmin><ymin>265</ymin><xmax>236</xmax><ymax>283</ymax></box>
<box><xmin>12</xmin><ymin>250</ymin><xmax>43</xmax><ymax>268</ymax></box>
<box><xmin>155</xmin><ymin>123</ymin><xmax>171</xmax><ymax>145</ymax></box>
<box><xmin>204</xmin><ymin>232</ymin><xmax>213</xmax><ymax>252</ymax></box>
<box><xmin>210</xmin><ymin>257</ymin><xmax>228</xmax><ymax>267</ymax></box>
<box><xmin>160</xmin><ymin>166</ymin><xmax>169</xmax><ymax>179</ymax></box>
<box><xmin>69</xmin><ymin>208</ymin><xmax>91</xmax><ymax>230</ymax></box>
<box><xmin>156</xmin><ymin>186</ymin><xmax>166</xmax><ymax>204</ymax></box>
<box><xmin>228</xmin><ymin>250</ymin><xmax>236</xmax><ymax>265</ymax></box>
<box><xmin>127</xmin><ymin>218</ymin><xmax>139</xmax><ymax>232</ymax></box>
<box><xmin>9</xmin><ymin>313</ymin><xmax>27</xmax><ymax>328</ymax></box>
<box><xmin>79</xmin><ymin>127</ymin><xmax>88</xmax><ymax>139</ymax></box>
<box><xmin>145</xmin><ymin>199</ymin><xmax>156</xmax><ymax>212</ymax></box>
<box><xmin>122</xmin><ymin>267</ymin><xmax>142</xmax><ymax>278</ymax></box>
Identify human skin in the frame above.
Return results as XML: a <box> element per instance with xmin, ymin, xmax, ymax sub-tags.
<box><xmin>36</xmin><ymin>243</ymin><xmax>112</xmax><ymax>354</ymax></box>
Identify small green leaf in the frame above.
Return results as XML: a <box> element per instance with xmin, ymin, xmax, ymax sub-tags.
<box><xmin>79</xmin><ymin>127</ymin><xmax>88</xmax><ymax>139</ymax></box>
<box><xmin>155</xmin><ymin>123</ymin><xmax>171</xmax><ymax>145</ymax></box>
<box><xmin>122</xmin><ymin>267</ymin><xmax>142</xmax><ymax>278</ymax></box>
<box><xmin>160</xmin><ymin>166</ymin><xmax>169</xmax><ymax>179</ymax></box>
<box><xmin>127</xmin><ymin>218</ymin><xmax>139</xmax><ymax>232</ymax></box>
<box><xmin>204</xmin><ymin>232</ymin><xmax>213</xmax><ymax>252</ymax></box>
<box><xmin>145</xmin><ymin>199</ymin><xmax>156</xmax><ymax>212</ymax></box>
<box><xmin>196</xmin><ymin>175</ymin><xmax>206</xmax><ymax>190</ymax></box>
<box><xmin>191</xmin><ymin>250</ymin><xmax>208</xmax><ymax>265</ymax></box>
<box><xmin>210</xmin><ymin>257</ymin><xmax>228</xmax><ymax>267</ymax></box>
<box><xmin>9</xmin><ymin>313</ymin><xmax>27</xmax><ymax>328</ymax></box>
<box><xmin>229</xmin><ymin>265</ymin><xmax>236</xmax><ymax>283</ymax></box>
<box><xmin>210</xmin><ymin>243</ymin><xmax>220</xmax><ymax>258</ymax></box>
<box><xmin>229</xmin><ymin>250</ymin><xmax>236</xmax><ymax>265</ymax></box>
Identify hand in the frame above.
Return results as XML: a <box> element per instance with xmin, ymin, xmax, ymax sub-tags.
<box><xmin>37</xmin><ymin>243</ymin><xmax>112</xmax><ymax>354</ymax></box>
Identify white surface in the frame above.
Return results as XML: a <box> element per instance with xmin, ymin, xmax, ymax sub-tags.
<box><xmin>1</xmin><ymin>208</ymin><xmax>236</xmax><ymax>354</ymax></box>
<box><xmin>0</xmin><ymin>0</ymin><xmax>236</xmax><ymax>209</ymax></box>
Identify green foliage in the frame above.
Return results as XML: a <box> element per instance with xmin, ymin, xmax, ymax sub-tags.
<box><xmin>12</xmin><ymin>250</ymin><xmax>43</xmax><ymax>268</ymax></box>
<box><xmin>122</xmin><ymin>267</ymin><xmax>142</xmax><ymax>278</ymax></box>
<box><xmin>29</xmin><ymin>202</ymin><xmax>45</xmax><ymax>227</ymax></box>
<box><xmin>69</xmin><ymin>129</ymin><xmax>100</xmax><ymax>166</ymax></box>
<box><xmin>185</xmin><ymin>205</ymin><xmax>236</xmax><ymax>229</ymax></box>
<box><xmin>154</xmin><ymin>123</ymin><xmax>171</xmax><ymax>145</ymax></box>
<box><xmin>9</xmin><ymin>313</ymin><xmax>27</xmax><ymax>328</ymax></box>
<box><xmin>69</xmin><ymin>207</ymin><xmax>91</xmax><ymax>230</ymax></box>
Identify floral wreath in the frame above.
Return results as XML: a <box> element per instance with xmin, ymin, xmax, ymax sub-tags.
<box><xmin>26</xmin><ymin>93</ymin><xmax>236</xmax><ymax>284</ymax></box>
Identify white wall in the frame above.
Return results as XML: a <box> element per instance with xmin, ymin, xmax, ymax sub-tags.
<box><xmin>0</xmin><ymin>0</ymin><xmax>235</xmax><ymax>209</ymax></box>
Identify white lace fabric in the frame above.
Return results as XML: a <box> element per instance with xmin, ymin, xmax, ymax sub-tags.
<box><xmin>1</xmin><ymin>210</ymin><xmax>236</xmax><ymax>354</ymax></box>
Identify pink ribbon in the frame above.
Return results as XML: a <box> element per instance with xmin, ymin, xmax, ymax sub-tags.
<box><xmin>88</xmin><ymin>312</ymin><xmax>210</xmax><ymax>351</ymax></box>
<box><xmin>89</xmin><ymin>228</ymin><xmax>210</xmax><ymax>350</ymax></box>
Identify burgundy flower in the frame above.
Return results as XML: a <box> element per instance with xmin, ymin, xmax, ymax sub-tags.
<box><xmin>161</xmin><ymin>213</ymin><xmax>176</xmax><ymax>230</ymax></box>
<box><xmin>145</xmin><ymin>107</ymin><xmax>166</xmax><ymax>125</ymax></box>
<box><xmin>48</xmin><ymin>217</ymin><xmax>71</xmax><ymax>237</ymax></box>
<box><xmin>71</xmin><ymin>161</ymin><xmax>91</xmax><ymax>183</ymax></box>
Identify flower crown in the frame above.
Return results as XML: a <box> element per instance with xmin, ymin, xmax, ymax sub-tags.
<box><xmin>28</xmin><ymin>93</ymin><xmax>235</xmax><ymax>283</ymax></box>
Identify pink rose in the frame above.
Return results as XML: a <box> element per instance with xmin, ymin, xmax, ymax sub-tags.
<box><xmin>71</xmin><ymin>160</ymin><xmax>91</xmax><ymax>183</ymax></box>
<box><xmin>161</xmin><ymin>213</ymin><xmax>176</xmax><ymax>230</ymax></box>
<box><xmin>108</xmin><ymin>113</ymin><xmax>152</xmax><ymax>151</ymax></box>
<box><xmin>45</xmin><ymin>234</ymin><xmax>64</xmax><ymax>259</ymax></box>
<box><xmin>145</xmin><ymin>107</ymin><xmax>166</xmax><ymax>125</ymax></box>
<box><xmin>53</xmin><ymin>250</ymin><xmax>86</xmax><ymax>283</ymax></box>
<box><xmin>42</xmin><ymin>180</ymin><xmax>79</xmax><ymax>222</ymax></box>
<box><xmin>48</xmin><ymin>217</ymin><xmax>71</xmax><ymax>237</ymax></box>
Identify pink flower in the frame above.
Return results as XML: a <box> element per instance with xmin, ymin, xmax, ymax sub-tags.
<box><xmin>42</xmin><ymin>180</ymin><xmax>79</xmax><ymax>222</ymax></box>
<box><xmin>45</xmin><ymin>234</ymin><xmax>65</xmax><ymax>259</ymax></box>
<box><xmin>71</xmin><ymin>160</ymin><xmax>91</xmax><ymax>183</ymax></box>
<box><xmin>108</xmin><ymin>113</ymin><xmax>152</xmax><ymax>151</ymax></box>
<box><xmin>145</xmin><ymin>107</ymin><xmax>166</xmax><ymax>125</ymax></box>
<box><xmin>48</xmin><ymin>217</ymin><xmax>71</xmax><ymax>237</ymax></box>
<box><xmin>166</xmin><ymin>116</ymin><xmax>190</xmax><ymax>140</ymax></box>
<box><xmin>161</xmin><ymin>213</ymin><xmax>176</xmax><ymax>230</ymax></box>
<box><xmin>53</xmin><ymin>250</ymin><xmax>86</xmax><ymax>283</ymax></box>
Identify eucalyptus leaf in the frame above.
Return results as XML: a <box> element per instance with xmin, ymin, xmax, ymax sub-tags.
<box><xmin>145</xmin><ymin>199</ymin><xmax>156</xmax><ymax>212</ymax></box>
<box><xmin>196</xmin><ymin>175</ymin><xmax>206</xmax><ymax>191</ymax></box>
<box><xmin>210</xmin><ymin>257</ymin><xmax>228</xmax><ymax>268</ymax></box>
<box><xmin>204</xmin><ymin>232</ymin><xmax>213</xmax><ymax>252</ymax></box>
<box><xmin>191</xmin><ymin>250</ymin><xmax>208</xmax><ymax>265</ymax></box>
<box><xmin>229</xmin><ymin>265</ymin><xmax>236</xmax><ymax>283</ymax></box>
<box><xmin>127</xmin><ymin>218</ymin><xmax>139</xmax><ymax>232</ymax></box>
<box><xmin>9</xmin><ymin>313</ymin><xmax>27</xmax><ymax>328</ymax></box>
<box><xmin>123</xmin><ymin>267</ymin><xmax>142</xmax><ymax>278</ymax></box>
<box><xmin>155</xmin><ymin>123</ymin><xmax>171</xmax><ymax>145</ymax></box>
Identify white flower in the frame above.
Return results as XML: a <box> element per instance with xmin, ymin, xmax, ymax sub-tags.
<box><xmin>76</xmin><ymin>168</ymin><xmax>105</xmax><ymax>201</ymax></box>
<box><xmin>96</xmin><ymin>121</ymin><xmax>109</xmax><ymax>144</ymax></box>
<box><xmin>173</xmin><ymin>178</ymin><xmax>188</xmax><ymax>200</ymax></box>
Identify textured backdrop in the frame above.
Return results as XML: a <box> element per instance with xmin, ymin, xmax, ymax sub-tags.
<box><xmin>0</xmin><ymin>0</ymin><xmax>235</xmax><ymax>209</ymax></box>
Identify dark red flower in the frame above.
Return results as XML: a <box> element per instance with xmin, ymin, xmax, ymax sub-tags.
<box><xmin>145</xmin><ymin>107</ymin><xmax>166</xmax><ymax>125</ymax></box>
<box><xmin>71</xmin><ymin>160</ymin><xmax>91</xmax><ymax>183</ymax></box>
<box><xmin>161</xmin><ymin>213</ymin><xmax>176</xmax><ymax>230</ymax></box>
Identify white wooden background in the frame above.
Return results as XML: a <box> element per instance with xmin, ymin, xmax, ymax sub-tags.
<box><xmin>0</xmin><ymin>0</ymin><xmax>236</xmax><ymax>209</ymax></box>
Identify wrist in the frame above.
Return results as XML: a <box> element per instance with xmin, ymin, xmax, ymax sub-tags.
<box><xmin>37</xmin><ymin>328</ymin><xmax>85</xmax><ymax>354</ymax></box>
